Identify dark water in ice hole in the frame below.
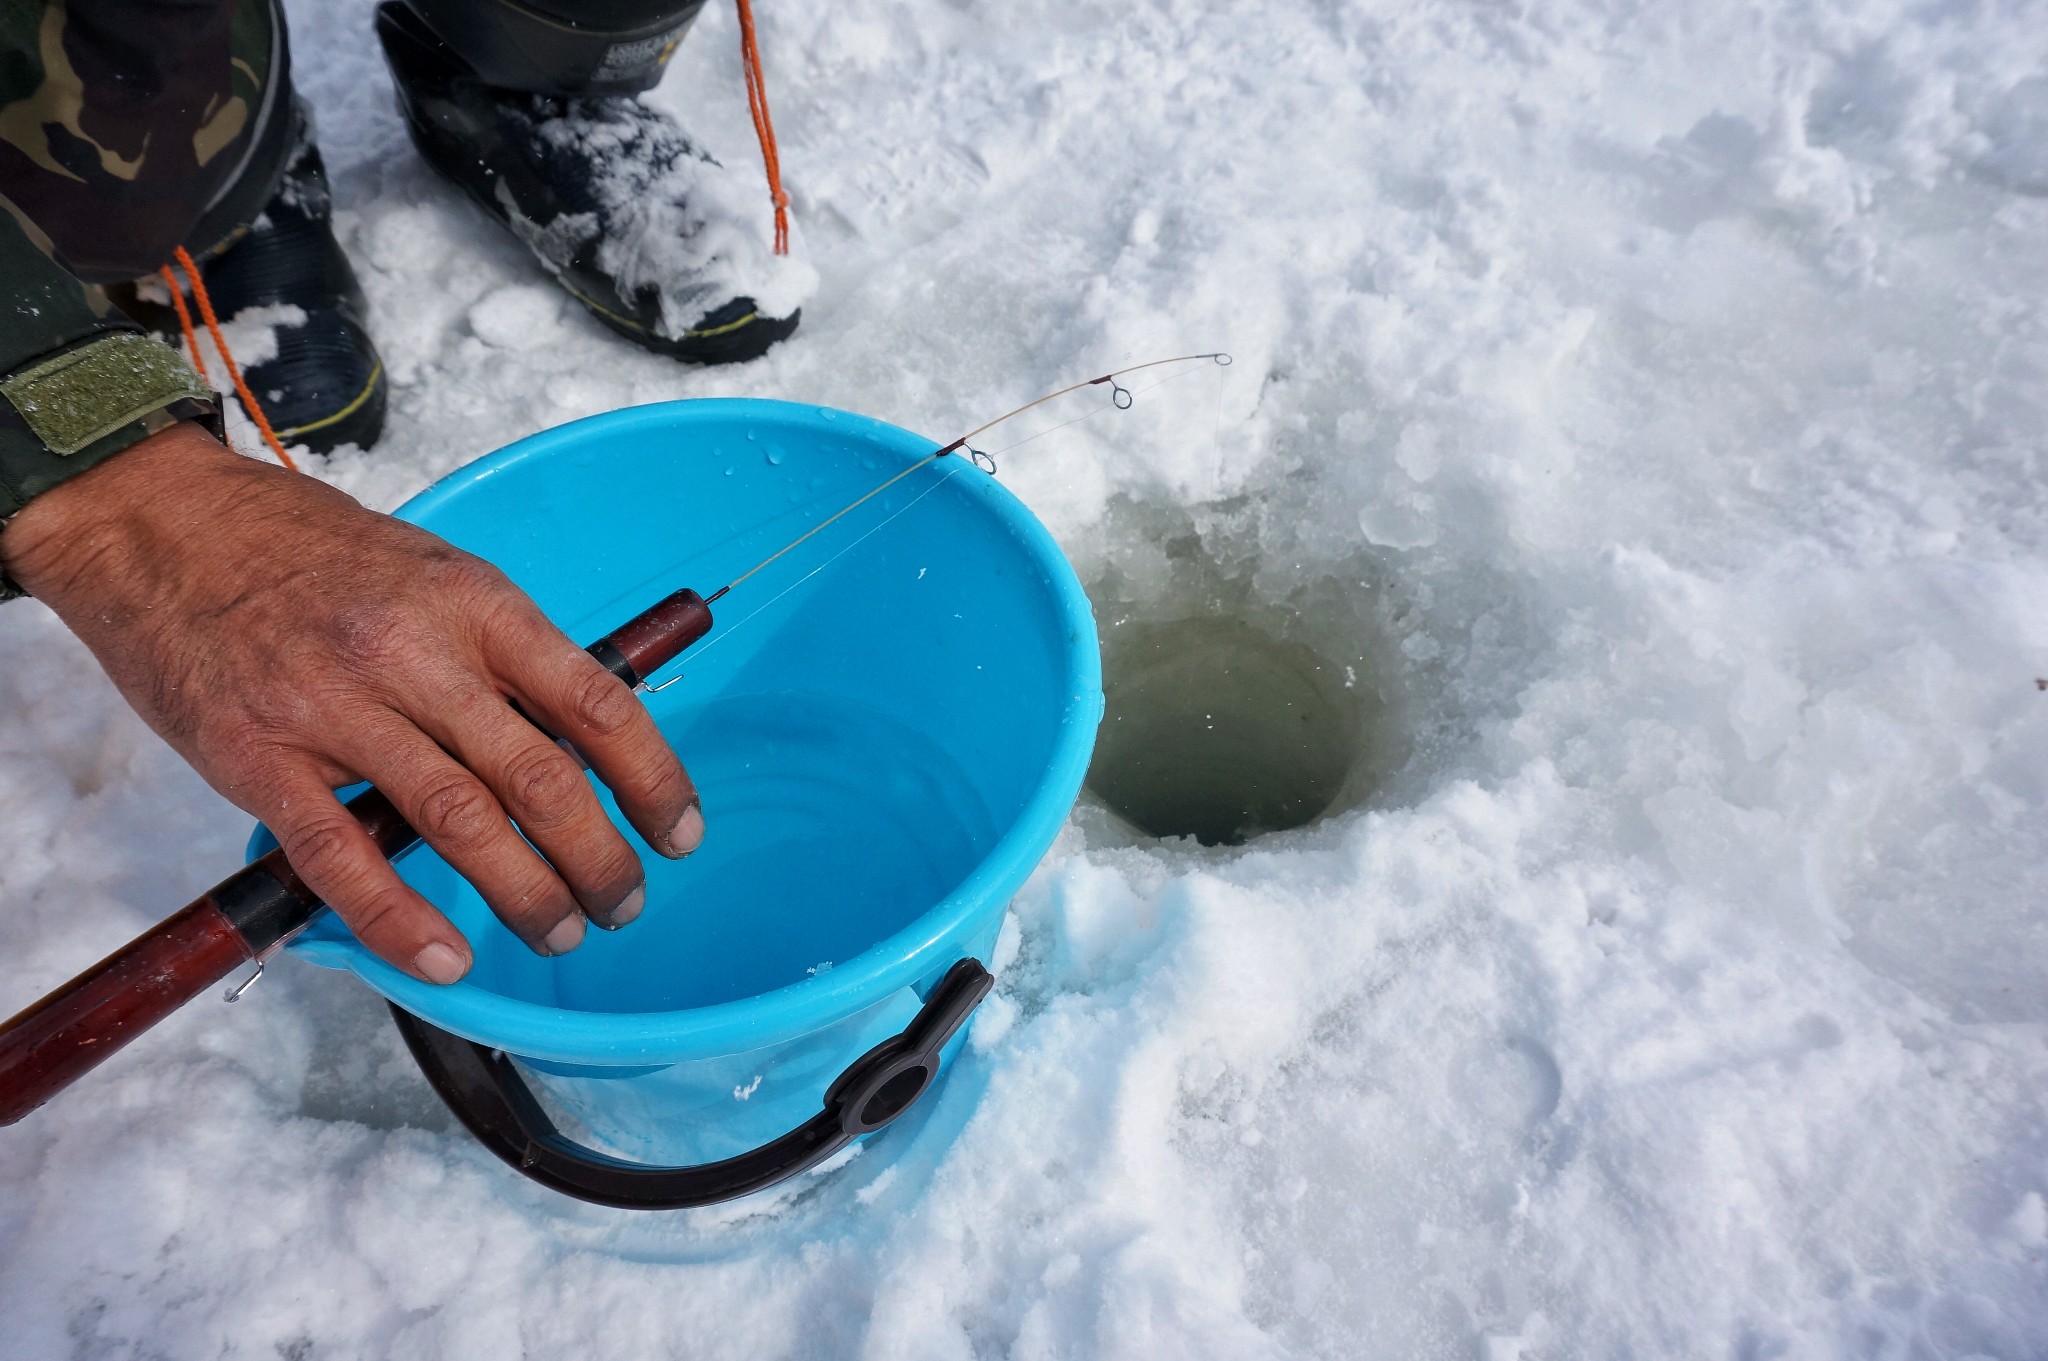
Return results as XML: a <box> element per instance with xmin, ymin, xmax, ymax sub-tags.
<box><xmin>1086</xmin><ymin>616</ymin><xmax>1363</xmax><ymax>846</ymax></box>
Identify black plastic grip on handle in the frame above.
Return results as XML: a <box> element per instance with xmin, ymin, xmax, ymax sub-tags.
<box><xmin>388</xmin><ymin>958</ymin><xmax>994</xmax><ymax>1210</ymax></box>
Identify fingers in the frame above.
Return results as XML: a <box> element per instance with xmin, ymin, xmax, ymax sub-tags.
<box><xmin>343</xmin><ymin>712</ymin><xmax>591</xmax><ymax>957</ymax></box>
<box><xmin>421</xmin><ymin>685</ymin><xmax>649</xmax><ymax>931</ymax></box>
<box><xmin>494</xmin><ymin>624</ymin><xmax>702</xmax><ymax>861</ymax></box>
<box><xmin>271</xmin><ymin>582</ymin><xmax>698</xmax><ymax>965</ymax></box>
<box><xmin>262</xmin><ymin>767</ymin><xmax>474</xmax><ymax>985</ymax></box>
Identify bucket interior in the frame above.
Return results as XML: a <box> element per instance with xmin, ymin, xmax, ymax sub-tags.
<box><xmin>403</xmin><ymin>690</ymin><xmax>1001</xmax><ymax>1014</ymax></box>
<box><xmin>284</xmin><ymin>400</ymin><xmax>1092</xmax><ymax>1051</ymax></box>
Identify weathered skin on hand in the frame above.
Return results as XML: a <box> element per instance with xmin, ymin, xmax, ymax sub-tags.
<box><xmin>0</xmin><ymin>421</ymin><xmax>702</xmax><ymax>982</ymax></box>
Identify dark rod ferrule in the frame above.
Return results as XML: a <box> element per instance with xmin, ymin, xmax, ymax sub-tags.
<box><xmin>585</xmin><ymin>638</ymin><xmax>639</xmax><ymax>689</ymax></box>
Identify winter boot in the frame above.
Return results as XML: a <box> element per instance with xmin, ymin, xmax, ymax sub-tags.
<box><xmin>375</xmin><ymin>0</ymin><xmax>805</xmax><ymax>365</ymax></box>
<box><xmin>179</xmin><ymin>139</ymin><xmax>388</xmax><ymax>455</ymax></box>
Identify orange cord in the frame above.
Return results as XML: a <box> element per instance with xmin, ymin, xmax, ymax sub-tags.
<box><xmin>163</xmin><ymin>247</ymin><xmax>299</xmax><ymax>472</ymax></box>
<box><xmin>159</xmin><ymin>266</ymin><xmax>210</xmax><ymax>385</ymax></box>
<box><xmin>734</xmin><ymin>0</ymin><xmax>790</xmax><ymax>255</ymax></box>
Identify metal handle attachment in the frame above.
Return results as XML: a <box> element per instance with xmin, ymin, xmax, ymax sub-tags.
<box><xmin>389</xmin><ymin>958</ymin><xmax>993</xmax><ymax>1210</ymax></box>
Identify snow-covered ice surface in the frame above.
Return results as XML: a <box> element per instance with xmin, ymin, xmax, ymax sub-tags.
<box><xmin>4</xmin><ymin>0</ymin><xmax>2048</xmax><ymax>1356</ymax></box>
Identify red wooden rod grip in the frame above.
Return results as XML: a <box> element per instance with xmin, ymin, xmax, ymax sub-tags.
<box><xmin>0</xmin><ymin>789</ymin><xmax>413</xmax><ymax>1127</ymax></box>
<box><xmin>0</xmin><ymin>897</ymin><xmax>252</xmax><ymax>1126</ymax></box>
<box><xmin>604</xmin><ymin>588</ymin><xmax>713</xmax><ymax>682</ymax></box>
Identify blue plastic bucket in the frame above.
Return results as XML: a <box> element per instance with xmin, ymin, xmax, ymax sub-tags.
<box><xmin>252</xmin><ymin>398</ymin><xmax>1100</xmax><ymax>1206</ymax></box>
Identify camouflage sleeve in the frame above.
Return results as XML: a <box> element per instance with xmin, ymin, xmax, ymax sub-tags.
<box><xmin>0</xmin><ymin>195</ymin><xmax>213</xmax><ymax>524</ymax></box>
<box><xmin>0</xmin><ymin>0</ymin><xmax>266</xmax><ymax>598</ymax></box>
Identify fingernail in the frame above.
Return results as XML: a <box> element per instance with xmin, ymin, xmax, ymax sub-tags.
<box><xmin>414</xmin><ymin>942</ymin><xmax>469</xmax><ymax>985</ymax></box>
<box><xmin>666</xmin><ymin>802</ymin><xmax>705</xmax><ymax>858</ymax></box>
<box><xmin>544</xmin><ymin>912</ymin><xmax>586</xmax><ymax>956</ymax></box>
<box><xmin>597</xmin><ymin>884</ymin><xmax>645</xmax><ymax>931</ymax></box>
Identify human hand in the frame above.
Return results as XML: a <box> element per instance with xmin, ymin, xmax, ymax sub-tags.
<box><xmin>0</xmin><ymin>422</ymin><xmax>703</xmax><ymax>983</ymax></box>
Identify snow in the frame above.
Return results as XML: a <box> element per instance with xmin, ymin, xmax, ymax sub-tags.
<box><xmin>4</xmin><ymin>0</ymin><xmax>2048</xmax><ymax>1356</ymax></box>
<box><xmin>491</xmin><ymin>93</ymin><xmax>818</xmax><ymax>336</ymax></box>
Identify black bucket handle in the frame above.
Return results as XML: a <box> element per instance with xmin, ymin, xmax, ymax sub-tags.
<box><xmin>389</xmin><ymin>958</ymin><xmax>994</xmax><ymax>1210</ymax></box>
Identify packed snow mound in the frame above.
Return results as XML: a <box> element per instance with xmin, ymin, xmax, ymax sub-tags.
<box><xmin>2</xmin><ymin>0</ymin><xmax>2046</xmax><ymax>1357</ymax></box>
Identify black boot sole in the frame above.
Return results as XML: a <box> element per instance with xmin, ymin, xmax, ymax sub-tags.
<box><xmin>265</xmin><ymin>347</ymin><xmax>389</xmax><ymax>455</ymax></box>
<box><xmin>574</xmin><ymin>291</ymin><xmax>802</xmax><ymax>364</ymax></box>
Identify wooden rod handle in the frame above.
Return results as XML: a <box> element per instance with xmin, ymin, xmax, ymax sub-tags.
<box><xmin>0</xmin><ymin>895</ymin><xmax>252</xmax><ymax>1126</ymax></box>
<box><xmin>0</xmin><ymin>797</ymin><xmax>407</xmax><ymax>1127</ymax></box>
<box><xmin>587</xmin><ymin>588</ymin><xmax>713</xmax><ymax>688</ymax></box>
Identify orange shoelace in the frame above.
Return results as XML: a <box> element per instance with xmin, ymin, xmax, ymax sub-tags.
<box><xmin>160</xmin><ymin>247</ymin><xmax>299</xmax><ymax>472</ymax></box>
<box><xmin>735</xmin><ymin>0</ymin><xmax>790</xmax><ymax>255</ymax></box>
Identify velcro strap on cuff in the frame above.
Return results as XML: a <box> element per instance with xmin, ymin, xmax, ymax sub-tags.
<box><xmin>2</xmin><ymin>334</ymin><xmax>211</xmax><ymax>457</ymax></box>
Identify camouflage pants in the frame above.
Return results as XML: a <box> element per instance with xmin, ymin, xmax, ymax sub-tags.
<box><xmin>0</xmin><ymin>0</ymin><xmax>707</xmax><ymax>284</ymax></box>
<box><xmin>0</xmin><ymin>0</ymin><xmax>288</xmax><ymax>283</ymax></box>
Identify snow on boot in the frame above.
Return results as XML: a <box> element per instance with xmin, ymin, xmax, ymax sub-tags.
<box><xmin>377</xmin><ymin>1</ymin><xmax>811</xmax><ymax>365</ymax></box>
<box><xmin>189</xmin><ymin>140</ymin><xmax>389</xmax><ymax>455</ymax></box>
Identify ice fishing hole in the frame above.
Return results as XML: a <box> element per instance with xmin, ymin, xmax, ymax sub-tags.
<box><xmin>1086</xmin><ymin>616</ymin><xmax>1361</xmax><ymax>846</ymax></box>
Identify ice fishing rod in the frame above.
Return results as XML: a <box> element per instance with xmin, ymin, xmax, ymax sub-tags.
<box><xmin>705</xmin><ymin>351</ymin><xmax>1231</xmax><ymax>605</ymax></box>
<box><xmin>0</xmin><ymin>351</ymin><xmax>1229</xmax><ymax>1126</ymax></box>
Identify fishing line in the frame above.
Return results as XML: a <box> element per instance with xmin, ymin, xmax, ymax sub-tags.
<box><xmin>933</xmin><ymin>351</ymin><xmax>1230</xmax><ymax>457</ymax></box>
<box><xmin>706</xmin><ymin>451</ymin><xmax>946</xmax><ymax>603</ymax></box>
<box><xmin>703</xmin><ymin>352</ymin><xmax>1232</xmax><ymax>606</ymax></box>
<box><xmin>664</xmin><ymin>349</ymin><xmax>1231</xmax><ymax>679</ymax></box>
<box><xmin>1213</xmin><ymin>353</ymin><xmax>1227</xmax><ymax>487</ymax></box>
<box><xmin>989</xmin><ymin>362</ymin><xmax>1219</xmax><ymax>457</ymax></box>
<box><xmin>642</xmin><ymin>461</ymin><xmax>966</xmax><ymax>690</ymax></box>
<box><xmin>989</xmin><ymin>400</ymin><xmax>1118</xmax><ymax>456</ymax></box>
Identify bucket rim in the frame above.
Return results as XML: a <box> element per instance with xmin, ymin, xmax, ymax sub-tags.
<box><xmin>273</xmin><ymin>397</ymin><xmax>1100</xmax><ymax>1066</ymax></box>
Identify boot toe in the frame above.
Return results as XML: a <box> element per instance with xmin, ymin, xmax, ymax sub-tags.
<box><xmin>584</xmin><ymin>294</ymin><xmax>801</xmax><ymax>365</ymax></box>
<box><xmin>242</xmin><ymin>310</ymin><xmax>388</xmax><ymax>455</ymax></box>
